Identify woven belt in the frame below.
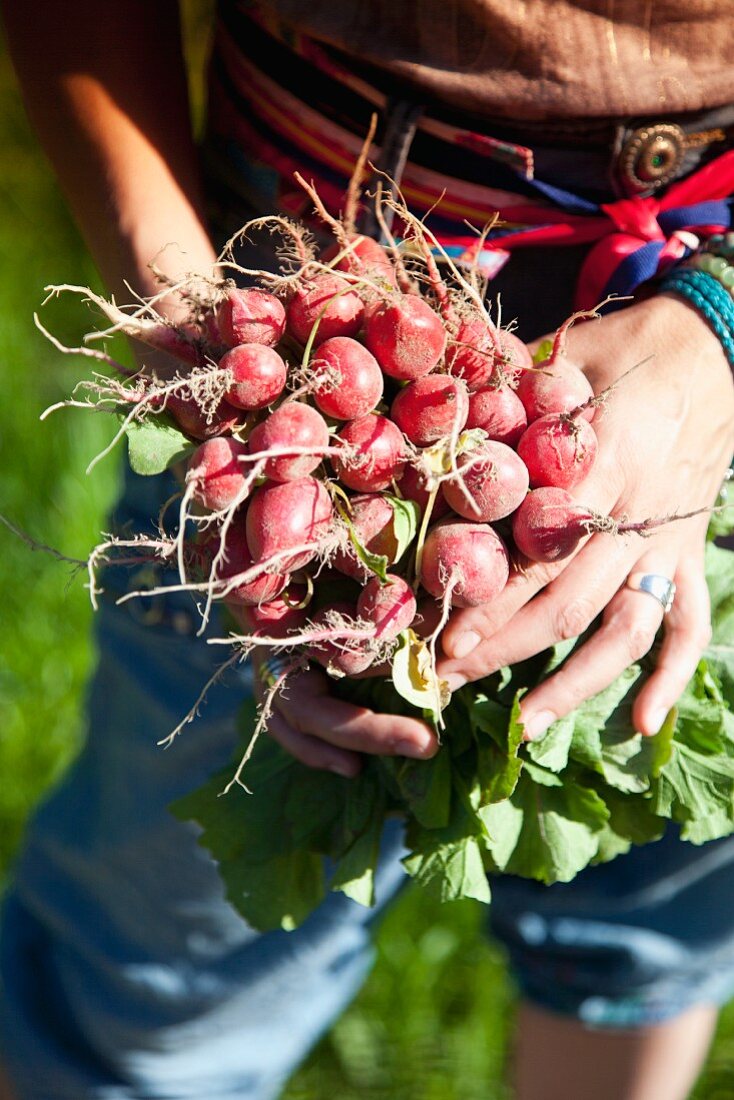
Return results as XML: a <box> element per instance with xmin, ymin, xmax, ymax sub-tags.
<box><xmin>206</xmin><ymin>3</ymin><xmax>734</xmax><ymax>308</ymax></box>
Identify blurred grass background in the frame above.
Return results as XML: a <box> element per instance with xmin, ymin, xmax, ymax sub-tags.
<box><xmin>1</xmin><ymin>7</ymin><xmax>734</xmax><ymax>1097</ymax></box>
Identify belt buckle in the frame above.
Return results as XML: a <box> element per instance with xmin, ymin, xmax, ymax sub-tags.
<box><xmin>617</xmin><ymin>122</ymin><xmax>687</xmax><ymax>194</ymax></box>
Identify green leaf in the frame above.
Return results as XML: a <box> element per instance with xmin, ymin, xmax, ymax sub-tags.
<box><xmin>526</xmin><ymin>714</ymin><xmax>574</xmax><ymax>773</ymax></box>
<box><xmin>389</xmin><ymin>749</ymin><xmax>453</xmax><ymax>829</ymax></box>
<box><xmin>330</xmin><ymin>796</ymin><xmax>385</xmax><ymax>907</ymax></box>
<box><xmin>171</xmin><ymin>752</ymin><xmax>329</xmax><ymax>932</ymax></box>
<box><xmin>587</xmin><ymin>783</ymin><xmax>666</xmax><ymax>866</ymax></box>
<box><xmin>224</xmin><ymin>850</ymin><xmax>326</xmax><ymax>933</ymax></box>
<box><xmin>651</xmin><ymin>740</ymin><xmax>734</xmax><ymax>842</ymax></box>
<box><xmin>532</xmin><ymin>338</ymin><xmax>554</xmax><ymax>364</ymax></box>
<box><xmin>331</xmin><ymin>766</ymin><xmax>382</xmax><ymax>855</ymax></box>
<box><xmin>391</xmin><ymin>629</ymin><xmax>449</xmax><ymax>723</ymax></box>
<box><xmin>336</xmin><ymin>494</ymin><xmax>419</xmax><ymax>582</ymax></box>
<box><xmin>469</xmin><ymin>693</ymin><xmax>509</xmax><ymax>745</ymax></box>
<box><xmin>385</xmin><ymin>495</ymin><xmax>420</xmax><ymax>562</ymax></box>
<box><xmin>706</xmin><ymin>479</ymin><xmax>734</xmax><ymax>541</ymax></box>
<box><xmin>481</xmin><ymin>773</ymin><xmax>609</xmax><ymax>883</ymax></box>
<box><xmin>470</xmin><ymin>690</ymin><xmax>525</xmax><ymax>803</ymax></box>
<box><xmin>283</xmin><ymin>765</ymin><xmax>351</xmax><ymax>851</ymax></box>
<box><xmin>675</xmin><ymin>662</ymin><xmax>728</xmax><ymax>755</ymax></box>
<box><xmin>340</xmin><ymin>509</ymin><xmax>388</xmax><ymax>581</ymax></box>
<box><xmin>171</xmin><ymin>700</ymin><xmax>334</xmax><ymax>931</ymax></box>
<box><xmin>125</xmin><ymin>413</ymin><xmax>195</xmax><ymax>475</ymax></box>
<box><xmin>403</xmin><ymin>833</ymin><xmax>491</xmax><ymax>903</ymax></box>
<box><xmin>703</xmin><ymin>542</ymin><xmax>734</xmax><ymax>700</ymax></box>
<box><xmin>599</xmin><ymin>730</ymin><xmax>662</xmax><ymax>794</ymax></box>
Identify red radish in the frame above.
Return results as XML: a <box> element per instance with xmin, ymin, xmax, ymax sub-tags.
<box><xmin>234</xmin><ymin>585</ymin><xmax>309</xmax><ymax>636</ymax></box>
<box><xmin>499</xmin><ymin>330</ymin><xmax>533</xmax><ymax>383</ymax></box>
<box><xmin>308</xmin><ymin>602</ymin><xmax>375</xmax><ymax>675</ymax></box>
<box><xmin>364</xmin><ymin>295</ymin><xmax>446</xmax><ymax>380</ymax></box>
<box><xmin>466</xmin><ymin>385</ymin><xmax>528</xmax><ymax>447</ymax></box>
<box><xmin>357</xmin><ymin>574</ymin><xmax>417</xmax><ymax>640</ymax></box>
<box><xmin>208</xmin><ymin>525</ymin><xmax>289</xmax><ymax>606</ymax></box>
<box><xmin>420</xmin><ymin>521</ymin><xmax>510</xmax><ymax>608</ymax></box>
<box><xmin>333</xmin><ymin>494</ymin><xmax>401</xmax><ymax>581</ymax></box>
<box><xmin>516</xmin><ymin>361</ymin><xmax>594</xmax><ymax>423</ymax></box>
<box><xmin>247</xmin><ymin>403</ymin><xmax>329</xmax><ymax>482</ymax></box>
<box><xmin>443</xmin><ymin>441</ymin><xmax>529</xmax><ymax>522</ymax></box>
<box><xmin>312</xmin><ymin>337</ymin><xmax>383</xmax><ymax>420</ymax></box>
<box><xmin>167</xmin><ymin>393</ymin><xmax>241</xmax><ymax>440</ymax></box>
<box><xmin>517</xmin><ymin>414</ymin><xmax>598</xmax><ymax>489</ymax></box>
<box><xmin>286</xmin><ymin>273</ymin><xmax>364</xmax><ymax>346</ymax></box>
<box><xmin>328</xmin><ymin>235</ymin><xmax>397</xmax><ymax>286</ymax></box>
<box><xmin>246</xmin><ymin>476</ymin><xmax>334</xmax><ymax>570</ymax></box>
<box><xmin>217</xmin><ymin>287</ymin><xmax>286</xmax><ymax>347</ymax></box>
<box><xmin>334</xmin><ymin>414</ymin><xmax>406</xmax><ymax>492</ymax></box>
<box><xmin>391</xmin><ymin>375</ymin><xmax>469</xmax><ymax>447</ymax></box>
<box><xmin>75</xmin><ymin>288</ymin><xmax>208</xmax><ymax>367</ymax></box>
<box><xmin>517</xmin><ymin>305</ymin><xmax>605</xmax><ymax>419</ymax></box>
<box><xmin>512</xmin><ymin>488</ymin><xmax>698</xmax><ymax>563</ymax></box>
<box><xmin>445</xmin><ymin>317</ymin><xmax>500</xmax><ymax>391</ymax></box>
<box><xmin>397</xmin><ymin>465</ymin><xmax>451</xmax><ymax>520</ymax></box>
<box><xmin>187</xmin><ymin>437</ymin><xmax>250</xmax><ymax>512</ymax></box>
<box><xmin>221</xmin><ymin>344</ymin><xmax>287</xmax><ymax>410</ymax></box>
<box><xmin>321</xmin><ymin>647</ymin><xmax>375</xmax><ymax>676</ymax></box>
<box><xmin>511</xmin><ymin>488</ymin><xmax>596</xmax><ymax>563</ymax></box>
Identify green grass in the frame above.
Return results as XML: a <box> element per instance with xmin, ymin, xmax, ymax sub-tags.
<box><xmin>0</xmin><ymin>52</ymin><xmax>120</xmax><ymax>869</ymax></box>
<box><xmin>1</xmin><ymin>30</ymin><xmax>734</xmax><ymax>1100</ymax></box>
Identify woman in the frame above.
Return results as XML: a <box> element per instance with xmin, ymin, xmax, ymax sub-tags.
<box><xmin>1</xmin><ymin>2</ymin><xmax>733</xmax><ymax>1097</ymax></box>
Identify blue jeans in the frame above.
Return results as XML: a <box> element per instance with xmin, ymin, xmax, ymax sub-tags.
<box><xmin>0</xmin><ymin>468</ymin><xmax>409</xmax><ymax>1099</ymax></box>
<box><xmin>5</xmin><ymin>486</ymin><xmax>734</xmax><ymax>1100</ymax></box>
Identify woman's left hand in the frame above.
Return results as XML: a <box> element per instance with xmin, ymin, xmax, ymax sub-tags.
<box><xmin>437</xmin><ymin>293</ymin><xmax>734</xmax><ymax>739</ymax></box>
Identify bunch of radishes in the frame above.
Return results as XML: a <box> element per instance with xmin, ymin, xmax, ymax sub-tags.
<box><xmin>179</xmin><ymin>217</ymin><xmax>611</xmax><ymax>682</ymax></box>
<box><xmin>43</xmin><ymin>188</ymin><xmax>619</xmax><ymax>739</ymax></box>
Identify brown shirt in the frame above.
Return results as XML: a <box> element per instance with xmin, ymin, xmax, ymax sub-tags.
<box><xmin>256</xmin><ymin>0</ymin><xmax>734</xmax><ymax>119</ymax></box>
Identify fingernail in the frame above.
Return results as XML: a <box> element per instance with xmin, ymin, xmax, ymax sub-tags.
<box><xmin>394</xmin><ymin>736</ymin><xmax>434</xmax><ymax>759</ymax></box>
<box><xmin>328</xmin><ymin>762</ymin><xmax>356</xmax><ymax>778</ymax></box>
<box><xmin>522</xmin><ymin>709</ymin><xmax>556</xmax><ymax>741</ymax></box>
<box><xmin>647</xmin><ymin>707</ymin><xmax>668</xmax><ymax>736</ymax></box>
<box><xmin>445</xmin><ymin>672</ymin><xmax>467</xmax><ymax>693</ymax></box>
<box><xmin>451</xmin><ymin>630</ymin><xmax>481</xmax><ymax>659</ymax></box>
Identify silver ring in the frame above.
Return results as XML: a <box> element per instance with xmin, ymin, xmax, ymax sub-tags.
<box><xmin>626</xmin><ymin>572</ymin><xmax>676</xmax><ymax>613</ymax></box>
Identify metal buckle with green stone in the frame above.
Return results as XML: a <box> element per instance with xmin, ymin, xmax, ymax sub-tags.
<box><xmin>618</xmin><ymin>123</ymin><xmax>687</xmax><ymax>192</ymax></box>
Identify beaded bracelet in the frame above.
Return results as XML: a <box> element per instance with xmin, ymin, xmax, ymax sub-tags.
<box><xmin>658</xmin><ymin>267</ymin><xmax>734</xmax><ymax>369</ymax></box>
<box><xmin>699</xmin><ymin>231</ymin><xmax>734</xmax><ymax>261</ymax></box>
<box><xmin>687</xmin><ymin>236</ymin><xmax>734</xmax><ymax>298</ymax></box>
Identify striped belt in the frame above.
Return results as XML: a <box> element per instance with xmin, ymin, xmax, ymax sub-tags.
<box><xmin>206</xmin><ymin>2</ymin><xmax>734</xmax><ymax>309</ymax></box>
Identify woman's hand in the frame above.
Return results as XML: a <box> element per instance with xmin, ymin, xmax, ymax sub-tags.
<box><xmin>252</xmin><ymin>653</ymin><xmax>438</xmax><ymax>778</ymax></box>
<box><xmin>438</xmin><ymin>293</ymin><xmax>734</xmax><ymax>738</ymax></box>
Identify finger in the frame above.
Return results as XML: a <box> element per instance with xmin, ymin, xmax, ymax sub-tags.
<box><xmin>441</xmin><ymin>557</ymin><xmax>564</xmax><ymax>660</ymax></box>
<box><xmin>438</xmin><ymin>529</ymin><xmax>646</xmax><ymax>688</ymax></box>
<box><xmin>632</xmin><ymin>552</ymin><xmax>712</xmax><ymax>735</ymax></box>
<box><xmin>518</xmin><ymin>548</ymin><xmax>677</xmax><ymax>739</ymax></box>
<box><xmin>277</xmin><ymin>668</ymin><xmax>438</xmax><ymax>759</ymax></box>
<box><xmin>267</xmin><ymin>711</ymin><xmax>363</xmax><ymax>778</ymax></box>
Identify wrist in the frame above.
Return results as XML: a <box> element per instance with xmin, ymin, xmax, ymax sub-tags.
<box><xmin>648</xmin><ymin>292</ymin><xmax>732</xmax><ymax>368</ymax></box>
<box><xmin>656</xmin><ymin>261</ymin><xmax>734</xmax><ymax>373</ymax></box>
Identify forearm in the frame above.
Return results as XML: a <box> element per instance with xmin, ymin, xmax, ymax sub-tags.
<box><xmin>1</xmin><ymin>0</ymin><xmax>216</xmax><ymax>301</ymax></box>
